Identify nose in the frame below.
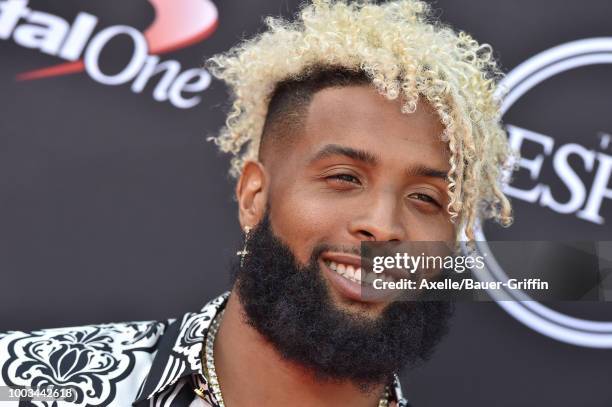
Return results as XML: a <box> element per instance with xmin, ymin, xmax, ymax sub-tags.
<box><xmin>348</xmin><ymin>193</ymin><xmax>405</xmax><ymax>242</ymax></box>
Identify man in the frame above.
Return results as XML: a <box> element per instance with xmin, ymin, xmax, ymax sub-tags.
<box><xmin>0</xmin><ymin>1</ymin><xmax>513</xmax><ymax>406</ymax></box>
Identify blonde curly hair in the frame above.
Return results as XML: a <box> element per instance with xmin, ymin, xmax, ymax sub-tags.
<box><xmin>207</xmin><ymin>0</ymin><xmax>513</xmax><ymax>241</ymax></box>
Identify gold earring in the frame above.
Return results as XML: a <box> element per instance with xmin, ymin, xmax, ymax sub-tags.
<box><xmin>236</xmin><ymin>226</ymin><xmax>251</xmax><ymax>267</ymax></box>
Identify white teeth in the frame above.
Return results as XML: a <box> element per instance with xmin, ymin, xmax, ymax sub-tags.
<box><xmin>346</xmin><ymin>266</ymin><xmax>355</xmax><ymax>280</ymax></box>
<box><xmin>326</xmin><ymin>259</ymin><xmax>398</xmax><ymax>286</ymax></box>
<box><xmin>354</xmin><ymin>268</ymin><xmax>362</xmax><ymax>283</ymax></box>
<box><xmin>327</xmin><ymin>260</ymin><xmax>377</xmax><ymax>284</ymax></box>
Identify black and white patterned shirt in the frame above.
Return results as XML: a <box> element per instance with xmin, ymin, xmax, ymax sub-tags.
<box><xmin>0</xmin><ymin>292</ymin><xmax>408</xmax><ymax>406</ymax></box>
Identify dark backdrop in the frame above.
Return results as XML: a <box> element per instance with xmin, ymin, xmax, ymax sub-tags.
<box><xmin>1</xmin><ymin>1</ymin><xmax>611</xmax><ymax>406</ymax></box>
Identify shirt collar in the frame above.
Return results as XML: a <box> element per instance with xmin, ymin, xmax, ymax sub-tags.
<box><xmin>133</xmin><ymin>292</ymin><xmax>229</xmax><ymax>405</ymax></box>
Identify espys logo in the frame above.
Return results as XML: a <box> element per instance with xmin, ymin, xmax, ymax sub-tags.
<box><xmin>0</xmin><ymin>0</ymin><xmax>218</xmax><ymax>108</ymax></box>
<box><xmin>473</xmin><ymin>38</ymin><xmax>612</xmax><ymax>349</ymax></box>
<box><xmin>500</xmin><ymin>38</ymin><xmax>612</xmax><ymax>227</ymax></box>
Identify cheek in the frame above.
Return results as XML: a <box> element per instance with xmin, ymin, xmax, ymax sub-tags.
<box><xmin>405</xmin><ymin>212</ymin><xmax>455</xmax><ymax>241</ymax></box>
<box><xmin>268</xmin><ymin>185</ymin><xmax>345</xmax><ymax>264</ymax></box>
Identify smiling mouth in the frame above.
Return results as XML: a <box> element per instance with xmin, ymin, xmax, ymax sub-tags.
<box><xmin>323</xmin><ymin>259</ymin><xmax>397</xmax><ymax>285</ymax></box>
<box><xmin>319</xmin><ymin>254</ymin><xmax>401</xmax><ymax>304</ymax></box>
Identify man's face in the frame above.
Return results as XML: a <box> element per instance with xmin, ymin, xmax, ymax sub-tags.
<box><xmin>263</xmin><ymin>85</ymin><xmax>454</xmax><ymax>314</ymax></box>
<box><xmin>234</xmin><ymin>85</ymin><xmax>454</xmax><ymax>384</ymax></box>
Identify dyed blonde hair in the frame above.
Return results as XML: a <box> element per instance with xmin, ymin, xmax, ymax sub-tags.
<box><xmin>207</xmin><ymin>0</ymin><xmax>513</xmax><ymax>240</ymax></box>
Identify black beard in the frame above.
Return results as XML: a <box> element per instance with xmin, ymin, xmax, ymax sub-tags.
<box><xmin>232</xmin><ymin>212</ymin><xmax>453</xmax><ymax>387</ymax></box>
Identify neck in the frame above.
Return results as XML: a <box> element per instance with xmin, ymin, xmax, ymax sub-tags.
<box><xmin>213</xmin><ymin>291</ymin><xmax>387</xmax><ymax>407</ymax></box>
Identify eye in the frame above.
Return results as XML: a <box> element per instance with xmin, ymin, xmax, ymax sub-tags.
<box><xmin>409</xmin><ymin>193</ymin><xmax>440</xmax><ymax>207</ymax></box>
<box><xmin>327</xmin><ymin>173</ymin><xmax>362</xmax><ymax>185</ymax></box>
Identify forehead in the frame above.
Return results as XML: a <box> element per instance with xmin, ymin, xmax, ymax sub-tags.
<box><xmin>301</xmin><ymin>85</ymin><xmax>449</xmax><ymax>167</ymax></box>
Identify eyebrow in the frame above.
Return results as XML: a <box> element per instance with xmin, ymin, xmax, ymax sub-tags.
<box><xmin>309</xmin><ymin>144</ymin><xmax>379</xmax><ymax>165</ymax></box>
<box><xmin>406</xmin><ymin>164</ymin><xmax>449</xmax><ymax>180</ymax></box>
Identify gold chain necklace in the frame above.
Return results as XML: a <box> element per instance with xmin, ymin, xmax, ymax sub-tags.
<box><xmin>196</xmin><ymin>310</ymin><xmax>391</xmax><ymax>407</ymax></box>
<box><xmin>197</xmin><ymin>309</ymin><xmax>226</xmax><ymax>406</ymax></box>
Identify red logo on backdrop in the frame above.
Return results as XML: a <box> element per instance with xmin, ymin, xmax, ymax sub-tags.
<box><xmin>0</xmin><ymin>0</ymin><xmax>219</xmax><ymax>108</ymax></box>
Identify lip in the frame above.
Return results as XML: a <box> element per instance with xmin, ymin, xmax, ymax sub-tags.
<box><xmin>319</xmin><ymin>251</ymin><xmax>398</xmax><ymax>304</ymax></box>
<box><xmin>321</xmin><ymin>252</ymin><xmax>363</xmax><ymax>268</ymax></box>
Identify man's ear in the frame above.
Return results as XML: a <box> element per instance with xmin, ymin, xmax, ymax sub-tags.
<box><xmin>236</xmin><ymin>160</ymin><xmax>268</xmax><ymax>230</ymax></box>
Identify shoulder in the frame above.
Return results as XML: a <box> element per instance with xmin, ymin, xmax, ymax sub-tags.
<box><xmin>0</xmin><ymin>319</ymin><xmax>171</xmax><ymax>357</ymax></box>
<box><xmin>0</xmin><ymin>319</ymin><xmax>170</xmax><ymax>405</ymax></box>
